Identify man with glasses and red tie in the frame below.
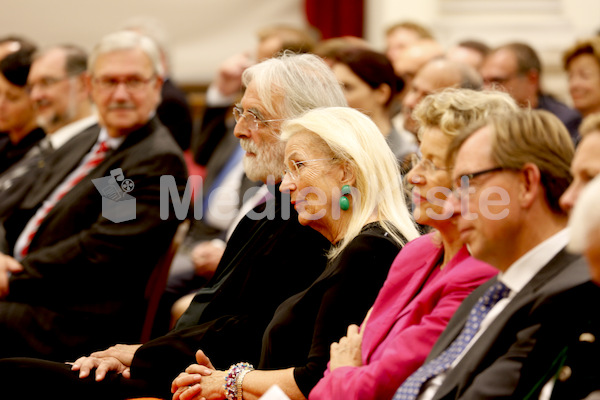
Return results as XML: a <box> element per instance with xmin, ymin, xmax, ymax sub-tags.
<box><xmin>0</xmin><ymin>30</ymin><xmax>187</xmax><ymax>361</ymax></box>
<box><xmin>392</xmin><ymin>109</ymin><xmax>594</xmax><ymax>399</ymax></box>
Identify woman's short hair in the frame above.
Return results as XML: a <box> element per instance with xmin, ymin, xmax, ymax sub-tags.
<box><xmin>579</xmin><ymin>112</ymin><xmax>600</xmax><ymax>137</ymax></box>
<box><xmin>448</xmin><ymin>109</ymin><xmax>574</xmax><ymax>214</ymax></box>
<box><xmin>88</xmin><ymin>30</ymin><xmax>163</xmax><ymax>77</ymax></box>
<box><xmin>413</xmin><ymin>88</ymin><xmax>518</xmax><ymax>142</ymax></box>
<box><xmin>330</xmin><ymin>47</ymin><xmax>402</xmax><ymax>106</ymax></box>
<box><xmin>568</xmin><ymin>174</ymin><xmax>600</xmax><ymax>254</ymax></box>
<box><xmin>242</xmin><ymin>52</ymin><xmax>347</xmax><ymax>120</ymax></box>
<box><xmin>563</xmin><ymin>36</ymin><xmax>600</xmax><ymax>70</ymax></box>
<box><xmin>281</xmin><ymin>106</ymin><xmax>419</xmax><ymax>259</ymax></box>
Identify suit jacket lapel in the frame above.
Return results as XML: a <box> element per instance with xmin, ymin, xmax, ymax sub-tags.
<box><xmin>434</xmin><ymin>248</ymin><xmax>588</xmax><ymax>399</ymax></box>
<box><xmin>22</xmin><ymin>124</ymin><xmax>100</xmax><ymax>209</ymax></box>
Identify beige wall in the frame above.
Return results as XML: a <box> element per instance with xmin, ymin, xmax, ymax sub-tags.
<box><xmin>0</xmin><ymin>0</ymin><xmax>307</xmax><ymax>84</ymax></box>
<box><xmin>2</xmin><ymin>0</ymin><xmax>598</xmax><ymax>93</ymax></box>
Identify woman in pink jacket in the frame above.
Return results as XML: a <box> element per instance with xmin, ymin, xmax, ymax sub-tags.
<box><xmin>309</xmin><ymin>88</ymin><xmax>518</xmax><ymax>400</ymax></box>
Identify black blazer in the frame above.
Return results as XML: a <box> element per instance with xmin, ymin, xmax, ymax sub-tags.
<box><xmin>427</xmin><ymin>248</ymin><xmax>590</xmax><ymax>399</ymax></box>
<box><xmin>0</xmin><ymin>124</ymin><xmax>99</xmax><ymax>221</ymax></box>
<box><xmin>513</xmin><ymin>281</ymin><xmax>600</xmax><ymax>399</ymax></box>
<box><xmin>0</xmin><ymin>118</ymin><xmax>187</xmax><ymax>358</ymax></box>
<box><xmin>129</xmin><ymin>186</ymin><xmax>331</xmax><ymax>398</ymax></box>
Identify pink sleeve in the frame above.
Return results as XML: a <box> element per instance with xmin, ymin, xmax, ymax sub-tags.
<box><xmin>309</xmin><ymin>264</ymin><xmax>495</xmax><ymax>400</ymax></box>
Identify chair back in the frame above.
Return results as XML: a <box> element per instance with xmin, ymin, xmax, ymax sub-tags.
<box><xmin>140</xmin><ymin>220</ymin><xmax>190</xmax><ymax>342</ymax></box>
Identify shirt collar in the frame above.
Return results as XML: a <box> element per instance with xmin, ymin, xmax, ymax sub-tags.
<box><xmin>97</xmin><ymin>127</ymin><xmax>125</xmax><ymax>151</ymax></box>
<box><xmin>47</xmin><ymin>114</ymin><xmax>98</xmax><ymax>150</ymax></box>
<box><xmin>498</xmin><ymin>227</ymin><xmax>570</xmax><ymax>293</ymax></box>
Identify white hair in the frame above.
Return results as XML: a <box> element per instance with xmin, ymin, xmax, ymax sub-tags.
<box><xmin>281</xmin><ymin>106</ymin><xmax>419</xmax><ymax>259</ymax></box>
<box><xmin>88</xmin><ymin>30</ymin><xmax>164</xmax><ymax>77</ymax></box>
<box><xmin>568</xmin><ymin>174</ymin><xmax>600</xmax><ymax>253</ymax></box>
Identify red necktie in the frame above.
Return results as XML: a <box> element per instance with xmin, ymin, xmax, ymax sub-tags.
<box><xmin>17</xmin><ymin>141</ymin><xmax>110</xmax><ymax>259</ymax></box>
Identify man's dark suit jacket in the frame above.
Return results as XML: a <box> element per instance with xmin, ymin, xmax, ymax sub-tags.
<box><xmin>513</xmin><ymin>281</ymin><xmax>600</xmax><ymax>399</ymax></box>
<box><xmin>538</xmin><ymin>94</ymin><xmax>582</xmax><ymax>143</ymax></box>
<box><xmin>423</xmin><ymin>248</ymin><xmax>590</xmax><ymax>399</ymax></box>
<box><xmin>128</xmin><ymin>187</ymin><xmax>331</xmax><ymax>398</ymax></box>
<box><xmin>158</xmin><ymin>78</ymin><xmax>193</xmax><ymax>151</ymax></box>
<box><xmin>0</xmin><ymin>124</ymin><xmax>98</xmax><ymax>220</ymax></box>
<box><xmin>0</xmin><ymin>117</ymin><xmax>187</xmax><ymax>361</ymax></box>
<box><xmin>0</xmin><ymin>127</ymin><xmax>45</xmax><ymax>174</ymax></box>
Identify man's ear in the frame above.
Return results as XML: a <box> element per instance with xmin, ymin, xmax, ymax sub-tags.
<box><xmin>518</xmin><ymin>162</ymin><xmax>541</xmax><ymax>208</ymax></box>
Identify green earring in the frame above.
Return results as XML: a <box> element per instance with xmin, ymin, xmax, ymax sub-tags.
<box><xmin>340</xmin><ymin>185</ymin><xmax>351</xmax><ymax>211</ymax></box>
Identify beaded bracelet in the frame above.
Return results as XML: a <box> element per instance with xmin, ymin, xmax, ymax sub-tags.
<box><xmin>236</xmin><ymin>368</ymin><xmax>252</xmax><ymax>400</ymax></box>
<box><xmin>223</xmin><ymin>362</ymin><xmax>254</xmax><ymax>400</ymax></box>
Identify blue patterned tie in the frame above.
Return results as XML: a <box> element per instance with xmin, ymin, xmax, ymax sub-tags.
<box><xmin>393</xmin><ymin>281</ymin><xmax>511</xmax><ymax>400</ymax></box>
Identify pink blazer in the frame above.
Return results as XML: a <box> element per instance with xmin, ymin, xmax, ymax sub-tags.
<box><xmin>309</xmin><ymin>233</ymin><xmax>498</xmax><ymax>400</ymax></box>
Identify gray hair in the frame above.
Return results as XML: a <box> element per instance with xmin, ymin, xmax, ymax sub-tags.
<box><xmin>568</xmin><ymin>174</ymin><xmax>600</xmax><ymax>253</ymax></box>
<box><xmin>88</xmin><ymin>30</ymin><xmax>164</xmax><ymax>77</ymax></box>
<box><xmin>242</xmin><ymin>52</ymin><xmax>348</xmax><ymax>119</ymax></box>
<box><xmin>281</xmin><ymin>106</ymin><xmax>419</xmax><ymax>259</ymax></box>
<box><xmin>34</xmin><ymin>44</ymin><xmax>88</xmax><ymax>76</ymax></box>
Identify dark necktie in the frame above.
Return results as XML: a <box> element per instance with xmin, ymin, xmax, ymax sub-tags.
<box><xmin>393</xmin><ymin>281</ymin><xmax>511</xmax><ymax>400</ymax></box>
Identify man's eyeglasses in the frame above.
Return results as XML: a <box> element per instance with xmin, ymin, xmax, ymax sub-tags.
<box><xmin>92</xmin><ymin>75</ymin><xmax>156</xmax><ymax>92</ymax></box>
<box><xmin>483</xmin><ymin>73</ymin><xmax>522</xmax><ymax>87</ymax></box>
<box><xmin>26</xmin><ymin>74</ymin><xmax>79</xmax><ymax>93</ymax></box>
<box><xmin>232</xmin><ymin>106</ymin><xmax>284</xmax><ymax>131</ymax></box>
<box><xmin>452</xmin><ymin>166</ymin><xmax>507</xmax><ymax>199</ymax></box>
<box><xmin>283</xmin><ymin>158</ymin><xmax>332</xmax><ymax>180</ymax></box>
<box><xmin>410</xmin><ymin>153</ymin><xmax>448</xmax><ymax>174</ymax></box>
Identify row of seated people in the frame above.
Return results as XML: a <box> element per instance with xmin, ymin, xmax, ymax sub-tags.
<box><xmin>0</xmin><ymin>31</ymin><xmax>188</xmax><ymax>360</ymax></box>
<box><xmin>165</xmin><ymin>21</ymin><xmax>600</xmax><ymax>334</ymax></box>
<box><xmin>0</xmin><ymin>47</ymin><xmax>599</xmax><ymax>400</ymax></box>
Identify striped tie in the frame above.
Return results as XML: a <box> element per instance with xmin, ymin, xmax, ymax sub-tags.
<box><xmin>16</xmin><ymin>141</ymin><xmax>110</xmax><ymax>259</ymax></box>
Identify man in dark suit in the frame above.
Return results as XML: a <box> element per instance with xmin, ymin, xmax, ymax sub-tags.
<box><xmin>392</xmin><ymin>109</ymin><xmax>593</xmax><ymax>399</ymax></box>
<box><xmin>480</xmin><ymin>42</ymin><xmax>582</xmax><ymax>142</ymax></box>
<box><xmin>510</xmin><ymin>113</ymin><xmax>600</xmax><ymax>399</ymax></box>
<box><xmin>0</xmin><ymin>52</ymin><xmax>346</xmax><ymax>400</ymax></box>
<box><xmin>0</xmin><ymin>30</ymin><xmax>187</xmax><ymax>361</ymax></box>
<box><xmin>0</xmin><ymin>44</ymin><xmax>97</xmax><ymax>217</ymax></box>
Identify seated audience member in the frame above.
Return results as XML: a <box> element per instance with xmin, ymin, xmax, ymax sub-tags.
<box><xmin>0</xmin><ymin>30</ymin><xmax>187</xmax><ymax>361</ymax></box>
<box><xmin>401</xmin><ymin>58</ymin><xmax>482</xmax><ymax>143</ymax></box>
<box><xmin>0</xmin><ymin>35</ymin><xmax>36</xmax><ymax>62</ymax></box>
<box><xmin>312</xmin><ymin>36</ymin><xmax>372</xmax><ymax>67</ymax></box>
<box><xmin>481</xmin><ymin>42</ymin><xmax>582</xmax><ymax>142</ymax></box>
<box><xmin>329</xmin><ymin>46</ymin><xmax>416</xmax><ymax>167</ymax></box>
<box><xmin>391</xmin><ymin>38</ymin><xmax>444</xmax><ymax>102</ymax></box>
<box><xmin>508</xmin><ymin>112</ymin><xmax>600</xmax><ymax>399</ymax></box>
<box><xmin>0</xmin><ymin>47</ymin><xmax>44</xmax><ymax>173</ymax></box>
<box><xmin>163</xmin><ymin>24</ymin><xmax>317</xmax><ymax>322</ymax></box>
<box><xmin>446</xmin><ymin>39</ymin><xmax>490</xmax><ymax>71</ymax></box>
<box><xmin>0</xmin><ymin>52</ymin><xmax>344</xmax><ymax>400</ymax></box>
<box><xmin>392</xmin><ymin>109</ymin><xmax>588</xmax><ymax>399</ymax></box>
<box><xmin>0</xmin><ymin>44</ymin><xmax>97</xmax><ymax>217</ymax></box>
<box><xmin>309</xmin><ymin>88</ymin><xmax>516</xmax><ymax>400</ymax></box>
<box><xmin>510</xmin><ymin>172</ymin><xmax>600</xmax><ymax>400</ymax></box>
<box><xmin>384</xmin><ymin>20</ymin><xmax>435</xmax><ymax>77</ymax></box>
<box><xmin>563</xmin><ymin>37</ymin><xmax>600</xmax><ymax>122</ymax></box>
<box><xmin>120</xmin><ymin>16</ymin><xmax>193</xmax><ymax>150</ymax></box>
<box><xmin>560</xmin><ymin>112</ymin><xmax>600</xmax><ymax>212</ymax></box>
<box><xmin>171</xmin><ymin>106</ymin><xmax>420</xmax><ymax>400</ymax></box>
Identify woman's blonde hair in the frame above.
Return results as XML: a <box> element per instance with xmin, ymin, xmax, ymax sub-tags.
<box><xmin>281</xmin><ymin>107</ymin><xmax>419</xmax><ymax>259</ymax></box>
<box><xmin>413</xmin><ymin>88</ymin><xmax>518</xmax><ymax>146</ymax></box>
